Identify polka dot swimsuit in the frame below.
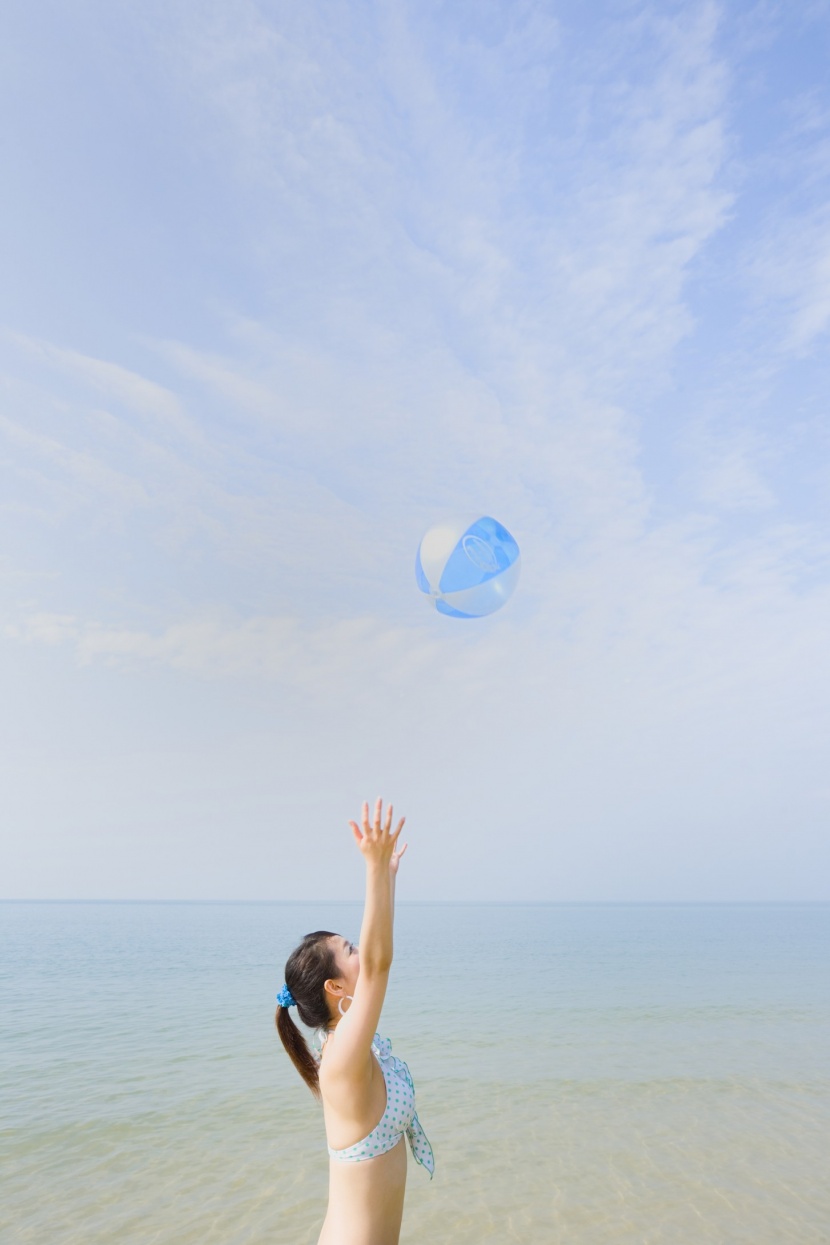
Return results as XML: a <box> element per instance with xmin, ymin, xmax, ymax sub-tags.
<box><xmin>327</xmin><ymin>1034</ymin><xmax>435</xmax><ymax>1178</ymax></box>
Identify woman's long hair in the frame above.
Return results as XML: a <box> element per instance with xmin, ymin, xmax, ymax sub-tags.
<box><xmin>275</xmin><ymin>930</ymin><xmax>338</xmax><ymax>1096</ymax></box>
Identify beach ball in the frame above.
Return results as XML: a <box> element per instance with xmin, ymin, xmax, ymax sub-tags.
<box><xmin>415</xmin><ymin>515</ymin><xmax>521</xmax><ymax>618</ymax></box>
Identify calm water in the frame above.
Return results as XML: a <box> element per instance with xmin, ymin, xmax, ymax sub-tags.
<box><xmin>2</xmin><ymin>902</ymin><xmax>829</xmax><ymax>1243</ymax></box>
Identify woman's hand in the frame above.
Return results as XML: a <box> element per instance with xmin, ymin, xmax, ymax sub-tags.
<box><xmin>349</xmin><ymin>798</ymin><xmax>405</xmax><ymax>869</ymax></box>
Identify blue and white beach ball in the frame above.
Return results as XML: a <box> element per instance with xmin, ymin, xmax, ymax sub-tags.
<box><xmin>415</xmin><ymin>515</ymin><xmax>521</xmax><ymax>618</ymax></box>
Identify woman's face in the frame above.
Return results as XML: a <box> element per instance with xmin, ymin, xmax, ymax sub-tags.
<box><xmin>330</xmin><ymin>934</ymin><xmax>360</xmax><ymax>999</ymax></box>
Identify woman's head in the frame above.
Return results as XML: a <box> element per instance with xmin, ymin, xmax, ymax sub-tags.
<box><xmin>275</xmin><ymin>931</ymin><xmax>359</xmax><ymax>1095</ymax></box>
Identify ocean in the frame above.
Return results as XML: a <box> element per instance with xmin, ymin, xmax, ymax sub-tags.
<box><xmin>2</xmin><ymin>901</ymin><xmax>828</xmax><ymax>1243</ymax></box>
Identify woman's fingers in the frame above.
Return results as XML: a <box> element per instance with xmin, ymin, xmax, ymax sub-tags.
<box><xmin>349</xmin><ymin>820</ymin><xmax>363</xmax><ymax>845</ymax></box>
<box><xmin>353</xmin><ymin>800</ymin><xmax>405</xmax><ymax>848</ymax></box>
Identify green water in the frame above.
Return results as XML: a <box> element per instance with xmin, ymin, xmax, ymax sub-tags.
<box><xmin>2</xmin><ymin>902</ymin><xmax>828</xmax><ymax>1242</ymax></box>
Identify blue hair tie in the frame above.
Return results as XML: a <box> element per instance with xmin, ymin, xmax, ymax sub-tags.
<box><xmin>277</xmin><ymin>984</ymin><xmax>296</xmax><ymax>1009</ymax></box>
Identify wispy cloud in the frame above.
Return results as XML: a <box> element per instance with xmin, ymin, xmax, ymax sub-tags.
<box><xmin>694</xmin><ymin>427</ymin><xmax>777</xmax><ymax>512</ymax></box>
<box><xmin>769</xmin><ymin>211</ymin><xmax>830</xmax><ymax>356</ymax></box>
<box><xmin>6</xmin><ymin>332</ymin><xmax>196</xmax><ymax>439</ymax></box>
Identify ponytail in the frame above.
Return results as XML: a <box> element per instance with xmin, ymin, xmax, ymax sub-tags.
<box><xmin>275</xmin><ymin>930</ymin><xmax>338</xmax><ymax>1096</ymax></box>
<box><xmin>276</xmin><ymin>1006</ymin><xmax>322</xmax><ymax>1096</ymax></box>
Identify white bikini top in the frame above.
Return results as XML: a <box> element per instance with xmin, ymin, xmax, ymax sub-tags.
<box><xmin>322</xmin><ymin>1032</ymin><xmax>434</xmax><ymax>1177</ymax></box>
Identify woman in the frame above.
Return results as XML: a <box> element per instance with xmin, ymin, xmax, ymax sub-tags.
<box><xmin>275</xmin><ymin>798</ymin><xmax>434</xmax><ymax>1245</ymax></box>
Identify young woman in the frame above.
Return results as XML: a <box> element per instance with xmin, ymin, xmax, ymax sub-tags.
<box><xmin>275</xmin><ymin>798</ymin><xmax>434</xmax><ymax>1245</ymax></box>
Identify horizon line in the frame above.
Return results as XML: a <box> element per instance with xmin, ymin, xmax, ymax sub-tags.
<box><xmin>2</xmin><ymin>897</ymin><xmax>828</xmax><ymax>906</ymax></box>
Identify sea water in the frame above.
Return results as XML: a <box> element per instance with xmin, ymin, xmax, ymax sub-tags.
<box><xmin>1</xmin><ymin>902</ymin><xmax>828</xmax><ymax>1244</ymax></box>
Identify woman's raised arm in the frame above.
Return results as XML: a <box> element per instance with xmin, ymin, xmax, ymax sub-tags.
<box><xmin>323</xmin><ymin>799</ymin><xmax>404</xmax><ymax>1072</ymax></box>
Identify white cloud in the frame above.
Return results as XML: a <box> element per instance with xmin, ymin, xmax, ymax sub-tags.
<box><xmin>3</xmin><ymin>606</ymin><xmax>446</xmax><ymax>692</ymax></box>
<box><xmin>6</xmin><ymin>332</ymin><xmax>198</xmax><ymax>439</ymax></box>
<box><xmin>145</xmin><ymin>0</ymin><xmax>732</xmax><ymax>392</ymax></box>
<box><xmin>747</xmin><ymin>206</ymin><xmax>830</xmax><ymax>357</ymax></box>
<box><xmin>787</xmin><ymin>241</ymin><xmax>830</xmax><ymax>354</ymax></box>
<box><xmin>695</xmin><ymin>429</ymin><xmax>777</xmax><ymax>512</ymax></box>
<box><xmin>0</xmin><ymin>410</ymin><xmax>151</xmax><ymax>512</ymax></box>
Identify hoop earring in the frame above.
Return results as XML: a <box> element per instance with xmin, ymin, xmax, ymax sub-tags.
<box><xmin>338</xmin><ymin>994</ymin><xmax>354</xmax><ymax>1017</ymax></box>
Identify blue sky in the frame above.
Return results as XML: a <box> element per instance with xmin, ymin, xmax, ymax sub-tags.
<box><xmin>2</xmin><ymin>0</ymin><xmax>829</xmax><ymax>900</ymax></box>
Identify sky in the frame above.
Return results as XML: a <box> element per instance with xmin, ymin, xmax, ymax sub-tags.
<box><xmin>1</xmin><ymin>0</ymin><xmax>829</xmax><ymax>901</ymax></box>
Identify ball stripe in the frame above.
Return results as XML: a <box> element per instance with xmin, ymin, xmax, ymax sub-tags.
<box><xmin>416</xmin><ymin>514</ymin><xmax>480</xmax><ymax>593</ymax></box>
